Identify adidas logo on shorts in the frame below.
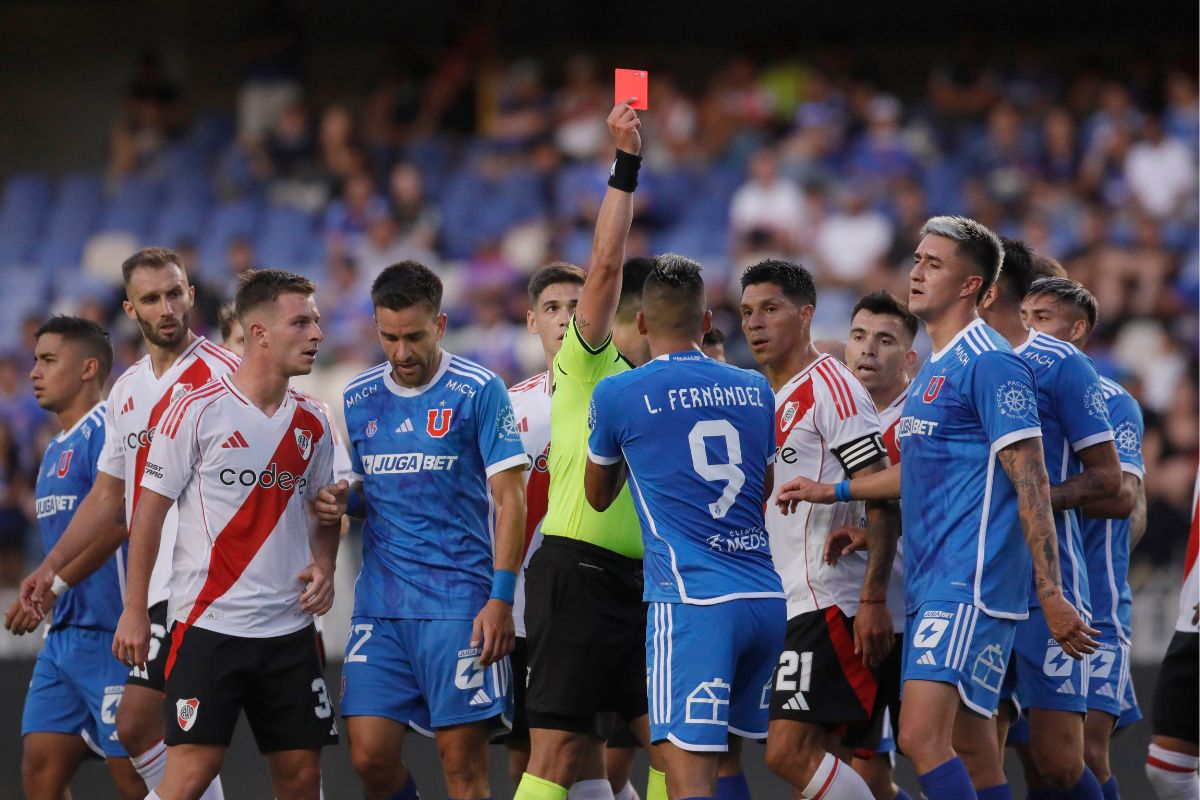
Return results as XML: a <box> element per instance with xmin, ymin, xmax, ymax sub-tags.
<box><xmin>917</xmin><ymin>651</ymin><xmax>937</xmax><ymax>666</ymax></box>
<box><xmin>468</xmin><ymin>689</ymin><xmax>491</xmax><ymax>707</ymax></box>
<box><xmin>1096</xmin><ymin>683</ymin><xmax>1115</xmax><ymax>699</ymax></box>
<box><xmin>1056</xmin><ymin>680</ymin><xmax>1075</xmax><ymax>695</ymax></box>
<box><xmin>782</xmin><ymin>692</ymin><xmax>809</xmax><ymax>711</ymax></box>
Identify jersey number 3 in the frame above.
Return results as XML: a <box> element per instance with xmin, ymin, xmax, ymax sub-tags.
<box><xmin>688</xmin><ymin>420</ymin><xmax>746</xmax><ymax>520</ymax></box>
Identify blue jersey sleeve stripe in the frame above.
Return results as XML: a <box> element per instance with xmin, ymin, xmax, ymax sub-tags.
<box><xmin>344</xmin><ymin>368</ymin><xmax>386</xmax><ymax>395</ymax></box>
<box><xmin>446</xmin><ymin>366</ymin><xmax>488</xmax><ymax>385</ymax></box>
<box><xmin>449</xmin><ymin>358</ymin><xmax>495</xmax><ymax>381</ymax></box>
<box><xmin>587</xmin><ymin>447</ymin><xmax>623</xmax><ymax>466</ymax></box>
<box><xmin>969</xmin><ymin>327</ymin><xmax>996</xmax><ymax>353</ymax></box>
<box><xmin>484</xmin><ymin>452</ymin><xmax>530</xmax><ymax>478</ymax></box>
<box><xmin>1072</xmin><ymin>430</ymin><xmax>1115</xmax><ymax>451</ymax></box>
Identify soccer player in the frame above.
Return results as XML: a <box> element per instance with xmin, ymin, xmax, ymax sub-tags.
<box><xmin>517</xmin><ymin>101</ymin><xmax>668</xmax><ymax>800</ymax></box>
<box><xmin>335</xmin><ymin>261</ymin><xmax>527</xmax><ymax>800</ymax></box>
<box><xmin>585</xmin><ymin>255</ymin><xmax>785</xmax><ymax>800</ymax></box>
<box><xmin>4</xmin><ymin>317</ymin><xmax>142</xmax><ymax>799</ymax></box>
<box><xmin>701</xmin><ymin>328</ymin><xmax>726</xmax><ymax>361</ymax></box>
<box><xmin>1020</xmin><ymin>277</ymin><xmax>1147</xmax><ymax>798</ymax></box>
<box><xmin>18</xmin><ymin>247</ymin><xmax>232</xmax><ymax>798</ymax></box>
<box><xmin>740</xmin><ymin>259</ymin><xmax>900</xmax><ymax>800</ymax></box>
<box><xmin>1144</xmin><ymin>472</ymin><xmax>1199</xmax><ymax>800</ymax></box>
<box><xmin>776</xmin><ymin>216</ymin><xmax>1097</xmax><ymax>800</ymax></box>
<box><xmin>504</xmin><ymin>262</ymin><xmax>588</xmax><ymax>786</ymax></box>
<box><xmin>822</xmin><ymin>291</ymin><xmax>918</xmax><ymax>800</ymax></box>
<box><xmin>978</xmin><ymin>239</ymin><xmax>1121</xmax><ymax>800</ymax></box>
<box><xmin>112</xmin><ymin>269</ymin><xmax>343</xmax><ymax>800</ymax></box>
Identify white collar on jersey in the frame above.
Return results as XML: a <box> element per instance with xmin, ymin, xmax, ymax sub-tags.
<box><xmin>1012</xmin><ymin>327</ymin><xmax>1038</xmax><ymax>355</ymax></box>
<box><xmin>929</xmin><ymin>317</ymin><xmax>986</xmax><ymax>363</ymax></box>
<box><xmin>383</xmin><ymin>350</ymin><xmax>450</xmax><ymax>398</ymax></box>
<box><xmin>55</xmin><ymin>400</ymin><xmax>105</xmax><ymax>443</ymax></box>
<box><xmin>652</xmin><ymin>349</ymin><xmax>708</xmax><ymax>362</ymax></box>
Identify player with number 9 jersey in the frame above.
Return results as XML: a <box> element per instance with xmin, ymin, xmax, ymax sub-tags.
<box><xmin>588</xmin><ymin>348</ymin><xmax>784</xmax><ymax>753</ymax></box>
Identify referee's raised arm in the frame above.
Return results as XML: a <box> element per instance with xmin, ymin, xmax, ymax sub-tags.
<box><xmin>574</xmin><ymin>100</ymin><xmax>643</xmax><ymax>349</ymax></box>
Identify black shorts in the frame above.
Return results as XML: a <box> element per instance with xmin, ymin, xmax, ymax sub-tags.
<box><xmin>847</xmin><ymin>633</ymin><xmax>902</xmax><ymax>756</ymax></box>
<box><xmin>769</xmin><ymin>607</ymin><xmax>878</xmax><ymax>733</ymax></box>
<box><xmin>126</xmin><ymin>600</ymin><xmax>170</xmax><ymax>692</ymax></box>
<box><xmin>607</xmin><ymin>715</ymin><xmax>640</xmax><ymax>749</ymax></box>
<box><xmin>502</xmin><ymin>636</ymin><xmax>531</xmax><ymax>747</ymax></box>
<box><xmin>523</xmin><ymin>537</ymin><xmax>648</xmax><ymax>733</ymax></box>
<box><xmin>163</xmin><ymin>623</ymin><xmax>339</xmax><ymax>752</ymax></box>
<box><xmin>1152</xmin><ymin>630</ymin><xmax>1198</xmax><ymax>743</ymax></box>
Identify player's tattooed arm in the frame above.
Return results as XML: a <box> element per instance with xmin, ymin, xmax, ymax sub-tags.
<box><xmin>574</xmin><ymin>102</ymin><xmax>642</xmax><ymax>349</ymax></box>
<box><xmin>855</xmin><ymin>459</ymin><xmax>898</xmax><ymax>666</ymax></box>
<box><xmin>1081</xmin><ymin>469</ymin><xmax>1139</xmax><ymax>521</ymax></box>
<box><xmin>998</xmin><ymin>437</ymin><xmax>1099</xmax><ymax>659</ymax></box>
<box><xmin>1049</xmin><ymin>440</ymin><xmax>1122</xmax><ymax>512</ymax></box>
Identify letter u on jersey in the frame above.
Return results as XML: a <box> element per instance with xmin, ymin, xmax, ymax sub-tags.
<box><xmin>426</xmin><ymin>408</ymin><xmax>453</xmax><ymax>438</ymax></box>
<box><xmin>923</xmin><ymin>376</ymin><xmax>946</xmax><ymax>403</ymax></box>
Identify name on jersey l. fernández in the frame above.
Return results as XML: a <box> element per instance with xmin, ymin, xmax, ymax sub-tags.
<box><xmin>639</xmin><ymin>380</ymin><xmax>769</xmax><ymax>416</ymax></box>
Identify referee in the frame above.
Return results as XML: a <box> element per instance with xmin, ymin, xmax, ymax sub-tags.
<box><xmin>514</xmin><ymin>101</ymin><xmax>665</xmax><ymax>800</ymax></box>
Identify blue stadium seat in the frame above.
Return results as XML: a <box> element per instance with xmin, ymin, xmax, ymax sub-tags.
<box><xmin>98</xmin><ymin>176</ymin><xmax>163</xmax><ymax>239</ymax></box>
<box><xmin>198</xmin><ymin>199</ymin><xmax>263</xmax><ymax>277</ymax></box>
<box><xmin>257</xmin><ymin>206</ymin><xmax>318</xmax><ymax>270</ymax></box>
<box><xmin>147</xmin><ymin>196</ymin><xmax>209</xmax><ymax>249</ymax></box>
<box><xmin>42</xmin><ymin>172</ymin><xmax>103</xmax><ymax>246</ymax></box>
<box><xmin>0</xmin><ymin>173</ymin><xmax>54</xmax><ymax>265</ymax></box>
<box><xmin>0</xmin><ymin>267</ymin><xmax>50</xmax><ymax>341</ymax></box>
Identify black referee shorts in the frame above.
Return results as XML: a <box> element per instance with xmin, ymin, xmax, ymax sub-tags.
<box><xmin>523</xmin><ymin>537</ymin><xmax>648</xmax><ymax>733</ymax></box>
<box><xmin>1151</xmin><ymin>630</ymin><xmax>1199</xmax><ymax>743</ymax></box>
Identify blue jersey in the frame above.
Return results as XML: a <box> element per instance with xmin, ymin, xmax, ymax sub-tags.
<box><xmin>1015</xmin><ymin>330</ymin><xmax>1114</xmax><ymax>612</ymax></box>
<box><xmin>1082</xmin><ymin>377</ymin><xmax>1143</xmax><ymax>640</ymax></box>
<box><xmin>35</xmin><ymin>402</ymin><xmax>124</xmax><ymax>631</ymax></box>
<box><xmin>898</xmin><ymin>319</ymin><xmax>1041</xmax><ymax>619</ymax></box>
<box><xmin>344</xmin><ymin>353</ymin><xmax>528</xmax><ymax>620</ymax></box>
<box><xmin>588</xmin><ymin>351</ymin><xmax>785</xmax><ymax>605</ymax></box>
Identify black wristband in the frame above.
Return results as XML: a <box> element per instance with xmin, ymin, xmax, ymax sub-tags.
<box><xmin>608</xmin><ymin>149</ymin><xmax>642</xmax><ymax>192</ymax></box>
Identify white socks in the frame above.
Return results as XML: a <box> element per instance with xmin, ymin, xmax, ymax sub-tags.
<box><xmin>569</xmin><ymin>778</ymin><xmax>617</xmax><ymax>800</ymax></box>
<box><xmin>131</xmin><ymin>740</ymin><xmax>224</xmax><ymax>798</ymax></box>
<box><xmin>1147</xmin><ymin>743</ymin><xmax>1200</xmax><ymax>800</ymax></box>
<box><xmin>614</xmin><ymin>781</ymin><xmax>640</xmax><ymax>800</ymax></box>
<box><xmin>131</xmin><ymin>741</ymin><xmax>168</xmax><ymax>789</ymax></box>
<box><xmin>801</xmin><ymin>753</ymin><xmax>875</xmax><ymax>800</ymax></box>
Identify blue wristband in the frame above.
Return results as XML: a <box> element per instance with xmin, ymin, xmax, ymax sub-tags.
<box><xmin>834</xmin><ymin>480</ymin><xmax>852</xmax><ymax>503</ymax></box>
<box><xmin>346</xmin><ymin>487</ymin><xmax>365</xmax><ymax>518</ymax></box>
<box><xmin>490</xmin><ymin>569</ymin><xmax>517</xmax><ymax>604</ymax></box>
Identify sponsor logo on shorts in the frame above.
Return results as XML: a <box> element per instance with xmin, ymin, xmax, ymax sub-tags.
<box><xmin>970</xmin><ymin>644</ymin><xmax>1006</xmax><ymax>693</ymax></box>
<box><xmin>176</xmin><ymin>698</ymin><xmax>200</xmax><ymax>731</ymax></box>
<box><xmin>685</xmin><ymin>678</ymin><xmax>731</xmax><ymax>725</ymax></box>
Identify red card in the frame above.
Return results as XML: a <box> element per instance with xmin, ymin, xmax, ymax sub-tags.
<box><xmin>615</xmin><ymin>69</ymin><xmax>649</xmax><ymax>110</ymax></box>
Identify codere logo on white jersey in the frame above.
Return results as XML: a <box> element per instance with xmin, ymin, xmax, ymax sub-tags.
<box><xmin>360</xmin><ymin>452</ymin><xmax>459</xmax><ymax>474</ymax></box>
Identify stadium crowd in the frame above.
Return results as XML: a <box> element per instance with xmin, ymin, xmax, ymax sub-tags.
<box><xmin>0</xmin><ymin>41</ymin><xmax>1194</xmax><ymax>596</ymax></box>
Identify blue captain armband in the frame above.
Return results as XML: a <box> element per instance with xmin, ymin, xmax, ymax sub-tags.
<box><xmin>490</xmin><ymin>569</ymin><xmax>517</xmax><ymax>604</ymax></box>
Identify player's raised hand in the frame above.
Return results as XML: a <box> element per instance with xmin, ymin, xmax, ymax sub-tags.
<box><xmin>299</xmin><ymin>560</ymin><xmax>335</xmax><ymax>616</ymax></box>
<box><xmin>471</xmin><ymin>599</ymin><xmax>515</xmax><ymax>667</ymax></box>
<box><xmin>1040</xmin><ymin>589</ymin><xmax>1099</xmax><ymax>659</ymax></box>
<box><xmin>608</xmin><ymin>100</ymin><xmax>642</xmax><ymax>156</ymax></box>
<box><xmin>314</xmin><ymin>480</ymin><xmax>349</xmax><ymax>526</ymax></box>
<box><xmin>775</xmin><ymin>476</ymin><xmax>836</xmax><ymax>515</ymax></box>
<box><xmin>18</xmin><ymin>563</ymin><xmax>55</xmax><ymax>618</ymax></box>
<box><xmin>112</xmin><ymin>608</ymin><xmax>151</xmax><ymax>669</ymax></box>
<box><xmin>825</xmin><ymin>526</ymin><xmax>868</xmax><ymax>566</ymax></box>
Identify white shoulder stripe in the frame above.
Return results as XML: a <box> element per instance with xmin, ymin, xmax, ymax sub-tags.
<box><xmin>446</xmin><ymin>366</ymin><xmax>488</xmax><ymax>386</ymax></box>
<box><xmin>1031</xmin><ymin>334</ymin><xmax>1073</xmax><ymax>357</ymax></box>
<box><xmin>345</xmin><ymin>364</ymin><xmax>387</xmax><ymax>393</ymax></box>
<box><xmin>963</xmin><ymin>331</ymin><xmax>982</xmax><ymax>355</ymax></box>
<box><xmin>450</xmin><ymin>357</ymin><xmax>495</xmax><ymax>381</ymax></box>
<box><xmin>973</xmin><ymin>327</ymin><xmax>997</xmax><ymax>351</ymax></box>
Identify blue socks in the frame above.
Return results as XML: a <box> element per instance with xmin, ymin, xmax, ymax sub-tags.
<box><xmin>1059</xmin><ymin>766</ymin><xmax>1104</xmax><ymax>800</ymax></box>
<box><xmin>1099</xmin><ymin>776</ymin><xmax>1119</xmax><ymax>800</ymax></box>
<box><xmin>387</xmin><ymin>774</ymin><xmax>420</xmax><ymax>800</ymax></box>
<box><xmin>895</xmin><ymin>790</ymin><xmax>914</xmax><ymax>800</ymax></box>
<box><xmin>918</xmin><ymin>757</ymin><xmax>978</xmax><ymax>800</ymax></box>
<box><xmin>715</xmin><ymin>774</ymin><xmax>751</xmax><ymax>800</ymax></box>
<box><xmin>978</xmin><ymin>785</ymin><xmax>1012</xmax><ymax>800</ymax></box>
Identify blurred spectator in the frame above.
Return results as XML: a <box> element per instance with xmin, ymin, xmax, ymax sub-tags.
<box><xmin>324</xmin><ymin>173</ymin><xmax>388</xmax><ymax>257</ymax></box>
<box><xmin>0</xmin><ymin>419</ymin><xmax>29</xmax><ymax>586</ymax></box>
<box><xmin>483</xmin><ymin>60</ymin><xmax>551</xmax><ymax>149</ymax></box>
<box><xmin>0</xmin><ymin>355</ymin><xmax>45</xmax><ymax>457</ymax></box>
<box><xmin>1163</xmin><ymin>69</ymin><xmax>1199</xmax><ymax>150</ymax></box>
<box><xmin>1124</xmin><ymin>112</ymin><xmax>1197</xmax><ymax>219</ymax></box>
<box><xmin>318</xmin><ymin>105</ymin><xmax>369</xmax><ymax>191</ymax></box>
<box><xmin>730</xmin><ymin>147</ymin><xmax>807</xmax><ymax>254</ymax></box>
<box><xmin>847</xmin><ymin>94</ymin><xmax>920</xmax><ymax>188</ymax></box>
<box><xmin>388</xmin><ymin>162</ymin><xmax>440</xmax><ymax>251</ymax></box>
<box><xmin>316</xmin><ymin>255</ymin><xmax>375</xmax><ymax>362</ymax></box>
<box><xmin>554</xmin><ymin>56</ymin><xmax>607</xmax><ymax>161</ymax></box>
<box><xmin>235</xmin><ymin>0</ymin><xmax>305</xmax><ymax>142</ymax></box>
<box><xmin>108</xmin><ymin>51</ymin><xmax>185</xmax><ymax>182</ymax></box>
<box><xmin>814</xmin><ymin>184</ymin><xmax>894</xmax><ymax>287</ymax></box>
<box><xmin>967</xmin><ymin>101</ymin><xmax>1039</xmax><ymax>207</ymax></box>
<box><xmin>223</xmin><ymin>236</ymin><xmax>258</xmax><ymax>294</ymax></box>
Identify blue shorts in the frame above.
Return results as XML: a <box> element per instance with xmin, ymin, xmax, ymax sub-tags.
<box><xmin>21</xmin><ymin>626</ymin><xmax>128</xmax><ymax>757</ymax></box>
<box><xmin>1087</xmin><ymin>627</ymin><xmax>1135</xmax><ymax>721</ymax></box>
<box><xmin>647</xmin><ymin>598</ymin><xmax>785</xmax><ymax>751</ymax></box>
<box><xmin>1009</xmin><ymin>606</ymin><xmax>1089</xmax><ymax>714</ymax></box>
<box><xmin>901</xmin><ymin>600</ymin><xmax>1016</xmax><ymax>717</ymax></box>
<box><xmin>340</xmin><ymin>617</ymin><xmax>512</xmax><ymax>735</ymax></box>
